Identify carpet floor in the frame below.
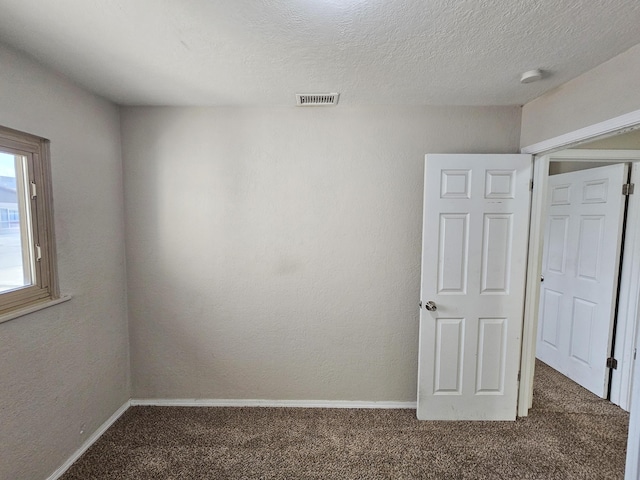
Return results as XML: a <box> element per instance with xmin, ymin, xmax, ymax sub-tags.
<box><xmin>61</xmin><ymin>361</ymin><xmax>629</xmax><ymax>479</ymax></box>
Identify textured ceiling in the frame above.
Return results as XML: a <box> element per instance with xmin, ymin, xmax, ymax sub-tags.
<box><xmin>0</xmin><ymin>0</ymin><xmax>639</xmax><ymax>106</ymax></box>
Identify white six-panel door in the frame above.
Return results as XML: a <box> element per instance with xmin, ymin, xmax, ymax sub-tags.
<box><xmin>417</xmin><ymin>154</ymin><xmax>531</xmax><ymax>421</ymax></box>
<box><xmin>536</xmin><ymin>163</ymin><xmax>628</xmax><ymax>397</ymax></box>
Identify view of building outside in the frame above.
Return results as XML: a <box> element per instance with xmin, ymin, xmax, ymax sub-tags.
<box><xmin>0</xmin><ymin>151</ymin><xmax>29</xmax><ymax>292</ymax></box>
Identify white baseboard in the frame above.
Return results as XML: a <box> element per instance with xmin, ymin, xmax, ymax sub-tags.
<box><xmin>130</xmin><ymin>398</ymin><xmax>417</xmax><ymax>409</ymax></box>
<box><xmin>46</xmin><ymin>400</ymin><xmax>130</xmax><ymax>480</ymax></box>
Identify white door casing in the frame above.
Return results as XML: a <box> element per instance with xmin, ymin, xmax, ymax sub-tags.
<box><xmin>536</xmin><ymin>163</ymin><xmax>628</xmax><ymax>397</ymax></box>
<box><xmin>613</xmin><ymin>160</ymin><xmax>640</xmax><ymax>411</ymax></box>
<box><xmin>519</xmin><ymin>111</ymin><xmax>640</xmax><ymax>480</ymax></box>
<box><xmin>417</xmin><ymin>154</ymin><xmax>531</xmax><ymax>421</ymax></box>
<box><xmin>520</xmin><ymin>150</ymin><xmax>640</xmax><ymax>416</ymax></box>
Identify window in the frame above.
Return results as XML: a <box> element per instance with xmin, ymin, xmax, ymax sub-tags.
<box><xmin>0</xmin><ymin>126</ymin><xmax>58</xmax><ymax>315</ymax></box>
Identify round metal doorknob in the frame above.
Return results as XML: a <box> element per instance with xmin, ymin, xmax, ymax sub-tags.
<box><xmin>425</xmin><ymin>301</ymin><xmax>437</xmax><ymax>311</ymax></box>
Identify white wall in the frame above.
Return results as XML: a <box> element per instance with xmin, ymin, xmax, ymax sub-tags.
<box><xmin>121</xmin><ymin>105</ymin><xmax>521</xmax><ymax>401</ymax></box>
<box><xmin>549</xmin><ymin>161</ymin><xmax>611</xmax><ymax>175</ymax></box>
<box><xmin>521</xmin><ymin>43</ymin><xmax>640</xmax><ymax>148</ymax></box>
<box><xmin>580</xmin><ymin>129</ymin><xmax>640</xmax><ymax>150</ymax></box>
<box><xmin>0</xmin><ymin>45</ymin><xmax>129</xmax><ymax>479</ymax></box>
<box><xmin>549</xmin><ymin>131</ymin><xmax>640</xmax><ymax>175</ymax></box>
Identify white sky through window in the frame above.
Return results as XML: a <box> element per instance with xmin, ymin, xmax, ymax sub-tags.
<box><xmin>0</xmin><ymin>152</ymin><xmax>16</xmax><ymax>177</ymax></box>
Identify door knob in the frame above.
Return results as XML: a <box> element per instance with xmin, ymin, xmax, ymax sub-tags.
<box><xmin>425</xmin><ymin>301</ymin><xmax>437</xmax><ymax>311</ymax></box>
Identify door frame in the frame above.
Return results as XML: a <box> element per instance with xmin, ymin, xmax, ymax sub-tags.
<box><xmin>529</xmin><ymin>148</ymin><xmax>640</xmax><ymax>402</ymax></box>
<box><xmin>534</xmin><ymin>156</ymin><xmax>632</xmax><ymax>398</ymax></box>
<box><xmin>519</xmin><ymin>108</ymin><xmax>640</xmax><ymax>480</ymax></box>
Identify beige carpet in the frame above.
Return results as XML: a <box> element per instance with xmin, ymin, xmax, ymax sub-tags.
<box><xmin>61</xmin><ymin>361</ymin><xmax>629</xmax><ymax>479</ymax></box>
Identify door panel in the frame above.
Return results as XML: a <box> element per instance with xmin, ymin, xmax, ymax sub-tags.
<box><xmin>417</xmin><ymin>154</ymin><xmax>531</xmax><ymax>421</ymax></box>
<box><xmin>433</xmin><ymin>317</ymin><xmax>464</xmax><ymax>394</ymax></box>
<box><xmin>570</xmin><ymin>298</ymin><xmax>595</xmax><ymax>365</ymax></box>
<box><xmin>536</xmin><ymin>163</ymin><xmax>628</xmax><ymax>397</ymax></box>
<box><xmin>481</xmin><ymin>214</ymin><xmax>513</xmax><ymax>293</ymax></box>
<box><xmin>437</xmin><ymin>214</ymin><xmax>469</xmax><ymax>293</ymax></box>
<box><xmin>546</xmin><ymin>216</ymin><xmax>568</xmax><ymax>273</ymax></box>
<box><xmin>476</xmin><ymin>317</ymin><xmax>507</xmax><ymax>394</ymax></box>
<box><xmin>540</xmin><ymin>288</ymin><xmax>562</xmax><ymax>349</ymax></box>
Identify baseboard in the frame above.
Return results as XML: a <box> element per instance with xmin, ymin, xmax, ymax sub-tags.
<box><xmin>130</xmin><ymin>398</ymin><xmax>417</xmax><ymax>409</ymax></box>
<box><xmin>46</xmin><ymin>400</ymin><xmax>130</xmax><ymax>480</ymax></box>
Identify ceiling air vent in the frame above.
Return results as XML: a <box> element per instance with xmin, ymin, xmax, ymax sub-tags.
<box><xmin>296</xmin><ymin>93</ymin><xmax>340</xmax><ymax>106</ymax></box>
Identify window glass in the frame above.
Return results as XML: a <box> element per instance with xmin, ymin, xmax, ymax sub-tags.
<box><xmin>0</xmin><ymin>151</ymin><xmax>35</xmax><ymax>293</ymax></box>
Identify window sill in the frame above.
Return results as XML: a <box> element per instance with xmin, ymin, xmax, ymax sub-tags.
<box><xmin>0</xmin><ymin>295</ymin><xmax>72</xmax><ymax>325</ymax></box>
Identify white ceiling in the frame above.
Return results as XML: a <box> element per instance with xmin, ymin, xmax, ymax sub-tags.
<box><xmin>0</xmin><ymin>0</ymin><xmax>639</xmax><ymax>107</ymax></box>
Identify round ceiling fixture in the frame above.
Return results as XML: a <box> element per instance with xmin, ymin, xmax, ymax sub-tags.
<box><xmin>520</xmin><ymin>69</ymin><xmax>544</xmax><ymax>84</ymax></box>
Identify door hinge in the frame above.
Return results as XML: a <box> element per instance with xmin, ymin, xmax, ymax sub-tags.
<box><xmin>530</xmin><ymin>180</ymin><xmax>534</xmax><ymax>191</ymax></box>
<box><xmin>35</xmin><ymin>244</ymin><xmax>41</xmax><ymax>262</ymax></box>
<box><xmin>634</xmin><ymin>348</ymin><xmax>637</xmax><ymax>361</ymax></box>
<box><xmin>622</xmin><ymin>183</ymin><xmax>634</xmax><ymax>195</ymax></box>
<box><xmin>517</xmin><ymin>371</ymin><xmax>521</xmax><ymax>382</ymax></box>
<box><xmin>606</xmin><ymin>357</ymin><xmax>618</xmax><ymax>369</ymax></box>
<box><xmin>30</xmin><ymin>181</ymin><xmax>37</xmax><ymax>198</ymax></box>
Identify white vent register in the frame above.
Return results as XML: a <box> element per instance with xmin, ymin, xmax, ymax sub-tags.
<box><xmin>296</xmin><ymin>93</ymin><xmax>340</xmax><ymax>106</ymax></box>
